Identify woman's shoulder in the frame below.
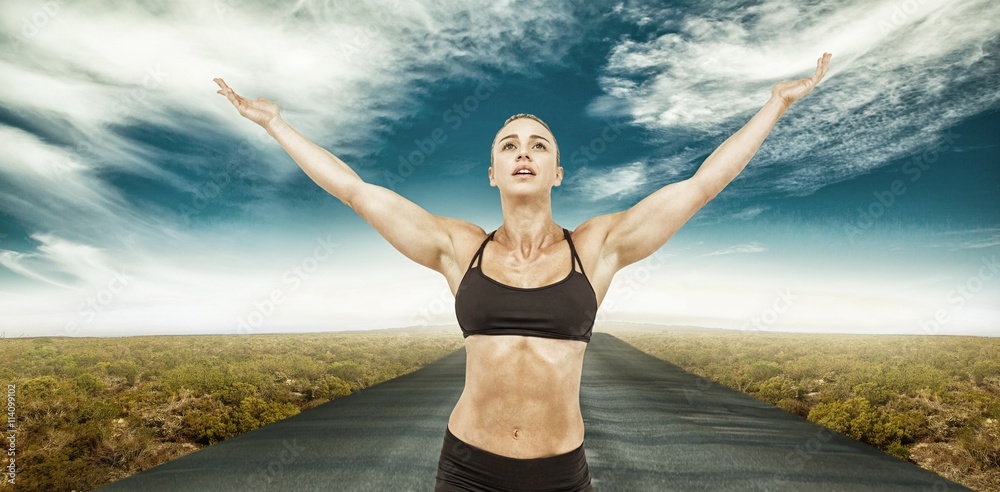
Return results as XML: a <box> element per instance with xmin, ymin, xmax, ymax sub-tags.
<box><xmin>440</xmin><ymin>218</ymin><xmax>489</xmax><ymax>247</ymax></box>
<box><xmin>568</xmin><ymin>214</ymin><xmax>616</xmax><ymax>250</ymax></box>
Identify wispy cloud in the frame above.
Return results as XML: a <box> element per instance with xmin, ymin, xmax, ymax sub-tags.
<box><xmin>594</xmin><ymin>0</ymin><xmax>1000</xmax><ymax>198</ymax></box>
<box><xmin>923</xmin><ymin>227</ymin><xmax>1000</xmax><ymax>250</ymax></box>
<box><xmin>0</xmin><ymin>0</ymin><xmax>583</xmax><ymax>247</ymax></box>
<box><xmin>953</xmin><ymin>237</ymin><xmax>1000</xmax><ymax>250</ymax></box>
<box><xmin>0</xmin><ymin>0</ymin><xmax>994</xmax><ymax>337</ymax></box>
<box><xmin>700</xmin><ymin>241</ymin><xmax>768</xmax><ymax>256</ymax></box>
<box><xmin>726</xmin><ymin>205</ymin><xmax>771</xmax><ymax>221</ymax></box>
<box><xmin>570</xmin><ymin>161</ymin><xmax>649</xmax><ymax>201</ymax></box>
<box><xmin>0</xmin><ymin>0</ymin><xmax>586</xmax><ymax>334</ymax></box>
<box><xmin>438</xmin><ymin>160</ymin><xmax>481</xmax><ymax>177</ymax></box>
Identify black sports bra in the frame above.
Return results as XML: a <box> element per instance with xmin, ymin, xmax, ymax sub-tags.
<box><xmin>455</xmin><ymin>228</ymin><xmax>598</xmax><ymax>343</ymax></box>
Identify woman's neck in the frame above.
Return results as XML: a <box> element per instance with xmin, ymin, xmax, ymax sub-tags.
<box><xmin>496</xmin><ymin>195</ymin><xmax>561</xmax><ymax>255</ymax></box>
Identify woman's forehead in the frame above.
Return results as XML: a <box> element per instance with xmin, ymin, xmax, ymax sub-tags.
<box><xmin>494</xmin><ymin>118</ymin><xmax>554</xmax><ymax>143</ymax></box>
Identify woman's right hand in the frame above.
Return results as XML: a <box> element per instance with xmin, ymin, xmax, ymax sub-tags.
<box><xmin>214</xmin><ymin>78</ymin><xmax>281</xmax><ymax>131</ymax></box>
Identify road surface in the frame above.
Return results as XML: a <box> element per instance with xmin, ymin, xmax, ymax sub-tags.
<box><xmin>98</xmin><ymin>332</ymin><xmax>970</xmax><ymax>491</ymax></box>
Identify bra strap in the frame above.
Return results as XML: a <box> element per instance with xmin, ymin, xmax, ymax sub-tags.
<box><xmin>468</xmin><ymin>230</ymin><xmax>496</xmax><ymax>270</ymax></box>
<box><xmin>564</xmin><ymin>228</ymin><xmax>587</xmax><ymax>277</ymax></box>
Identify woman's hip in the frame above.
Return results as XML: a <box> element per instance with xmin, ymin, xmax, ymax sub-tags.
<box><xmin>435</xmin><ymin>424</ymin><xmax>594</xmax><ymax>491</ymax></box>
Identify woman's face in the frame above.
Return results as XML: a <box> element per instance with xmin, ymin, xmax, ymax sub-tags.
<box><xmin>489</xmin><ymin>118</ymin><xmax>561</xmax><ymax>192</ymax></box>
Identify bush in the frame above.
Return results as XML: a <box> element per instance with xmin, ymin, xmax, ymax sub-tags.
<box><xmin>746</xmin><ymin>361</ymin><xmax>782</xmax><ymax>383</ymax></box>
<box><xmin>76</xmin><ymin>373</ymin><xmax>107</xmax><ymax>396</ymax></box>
<box><xmin>311</xmin><ymin>376</ymin><xmax>353</xmax><ymax>401</ymax></box>
<box><xmin>0</xmin><ymin>331</ymin><xmax>473</xmax><ymax>490</ymax></box>
<box><xmin>807</xmin><ymin>396</ymin><xmax>924</xmax><ymax>449</ymax></box>
<box><xmin>756</xmin><ymin>375</ymin><xmax>799</xmax><ymax>404</ymax></box>
<box><xmin>609</xmin><ymin>330</ymin><xmax>1000</xmax><ymax>492</ymax></box>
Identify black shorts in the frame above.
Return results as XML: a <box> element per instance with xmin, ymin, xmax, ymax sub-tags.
<box><xmin>435</xmin><ymin>425</ymin><xmax>595</xmax><ymax>491</ymax></box>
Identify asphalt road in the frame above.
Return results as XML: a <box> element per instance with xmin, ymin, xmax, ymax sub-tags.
<box><xmin>97</xmin><ymin>332</ymin><xmax>971</xmax><ymax>491</ymax></box>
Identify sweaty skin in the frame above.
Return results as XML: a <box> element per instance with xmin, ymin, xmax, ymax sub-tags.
<box><xmin>444</xmin><ymin>226</ymin><xmax>611</xmax><ymax>459</ymax></box>
<box><xmin>211</xmin><ymin>50</ymin><xmax>833</xmax><ymax>464</ymax></box>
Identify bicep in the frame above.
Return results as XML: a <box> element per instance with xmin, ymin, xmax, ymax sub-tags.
<box><xmin>345</xmin><ymin>182</ymin><xmax>458</xmax><ymax>273</ymax></box>
<box><xmin>605</xmin><ymin>178</ymin><xmax>711</xmax><ymax>270</ymax></box>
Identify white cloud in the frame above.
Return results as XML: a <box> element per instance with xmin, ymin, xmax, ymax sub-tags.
<box><xmin>0</xmin><ymin>233</ymin><xmax>120</xmax><ymax>288</ymax></box>
<box><xmin>595</xmin><ymin>0</ymin><xmax>1000</xmax><ymax>197</ymax></box>
<box><xmin>923</xmin><ymin>227</ymin><xmax>1000</xmax><ymax>250</ymax></box>
<box><xmin>0</xmin><ymin>235</ymin><xmax>454</xmax><ymax>337</ymax></box>
<box><xmin>0</xmin><ymin>0</ymin><xmax>588</xmax><ymax>336</ymax></box>
<box><xmin>701</xmin><ymin>242</ymin><xmax>768</xmax><ymax>256</ymax></box>
<box><xmin>570</xmin><ymin>161</ymin><xmax>648</xmax><ymax>201</ymax></box>
<box><xmin>600</xmin><ymin>256</ymin><xmax>1000</xmax><ymax>336</ymax></box>
<box><xmin>438</xmin><ymin>160</ymin><xmax>481</xmax><ymax>177</ymax></box>
<box><xmin>727</xmin><ymin>205</ymin><xmax>770</xmax><ymax>221</ymax></box>
<box><xmin>0</xmin><ymin>0</ymin><xmax>582</xmax><ymax>246</ymax></box>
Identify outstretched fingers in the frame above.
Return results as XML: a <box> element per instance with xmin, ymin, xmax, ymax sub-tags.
<box><xmin>214</xmin><ymin>77</ymin><xmax>246</xmax><ymax>110</ymax></box>
<box><xmin>213</xmin><ymin>77</ymin><xmax>233</xmax><ymax>97</ymax></box>
<box><xmin>811</xmin><ymin>52</ymin><xmax>832</xmax><ymax>85</ymax></box>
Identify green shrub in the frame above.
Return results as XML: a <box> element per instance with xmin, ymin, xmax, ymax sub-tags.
<box><xmin>311</xmin><ymin>375</ymin><xmax>353</xmax><ymax>400</ymax></box>
<box><xmin>76</xmin><ymin>373</ymin><xmax>107</xmax><ymax>396</ymax></box>
<box><xmin>756</xmin><ymin>375</ymin><xmax>799</xmax><ymax>404</ymax></box>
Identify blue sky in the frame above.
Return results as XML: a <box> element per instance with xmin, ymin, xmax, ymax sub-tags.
<box><xmin>0</xmin><ymin>0</ymin><xmax>997</xmax><ymax>337</ymax></box>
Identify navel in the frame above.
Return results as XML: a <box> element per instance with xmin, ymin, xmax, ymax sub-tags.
<box><xmin>513</xmin><ymin>428</ymin><xmax>520</xmax><ymax>440</ymax></box>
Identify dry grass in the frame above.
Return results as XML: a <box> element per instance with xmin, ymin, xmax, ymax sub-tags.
<box><xmin>605</xmin><ymin>325</ymin><xmax>1000</xmax><ymax>492</ymax></box>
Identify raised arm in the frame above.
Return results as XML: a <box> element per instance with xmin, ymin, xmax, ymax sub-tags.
<box><xmin>590</xmin><ymin>53</ymin><xmax>832</xmax><ymax>271</ymax></box>
<box><xmin>213</xmin><ymin>78</ymin><xmax>466</xmax><ymax>273</ymax></box>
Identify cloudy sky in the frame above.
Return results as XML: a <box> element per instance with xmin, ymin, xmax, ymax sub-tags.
<box><xmin>0</xmin><ymin>0</ymin><xmax>997</xmax><ymax>338</ymax></box>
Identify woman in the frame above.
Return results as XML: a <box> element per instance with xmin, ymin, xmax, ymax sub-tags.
<box><xmin>214</xmin><ymin>52</ymin><xmax>831</xmax><ymax>491</ymax></box>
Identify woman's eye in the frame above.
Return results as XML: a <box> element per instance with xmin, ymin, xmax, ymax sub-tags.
<box><xmin>502</xmin><ymin>142</ymin><xmax>515</xmax><ymax>150</ymax></box>
<box><xmin>533</xmin><ymin>142</ymin><xmax>546</xmax><ymax>150</ymax></box>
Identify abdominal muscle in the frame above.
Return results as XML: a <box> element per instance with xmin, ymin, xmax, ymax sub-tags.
<box><xmin>447</xmin><ymin>333</ymin><xmax>587</xmax><ymax>459</ymax></box>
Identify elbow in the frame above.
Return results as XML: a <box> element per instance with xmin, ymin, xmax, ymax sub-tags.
<box><xmin>338</xmin><ymin>188</ymin><xmax>354</xmax><ymax>209</ymax></box>
<box><xmin>689</xmin><ymin>178</ymin><xmax>719</xmax><ymax>206</ymax></box>
<box><xmin>338</xmin><ymin>179</ymin><xmax>366</xmax><ymax>210</ymax></box>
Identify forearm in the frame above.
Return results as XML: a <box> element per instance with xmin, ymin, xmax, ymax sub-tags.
<box><xmin>265</xmin><ymin>116</ymin><xmax>364</xmax><ymax>205</ymax></box>
<box><xmin>691</xmin><ymin>95</ymin><xmax>790</xmax><ymax>199</ymax></box>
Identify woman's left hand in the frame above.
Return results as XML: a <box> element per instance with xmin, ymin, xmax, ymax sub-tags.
<box><xmin>771</xmin><ymin>52</ymin><xmax>832</xmax><ymax>107</ymax></box>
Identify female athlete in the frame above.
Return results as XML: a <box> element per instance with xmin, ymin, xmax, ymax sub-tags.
<box><xmin>214</xmin><ymin>52</ymin><xmax>831</xmax><ymax>491</ymax></box>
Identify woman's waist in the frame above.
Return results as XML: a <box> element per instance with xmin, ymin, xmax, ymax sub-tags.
<box><xmin>449</xmin><ymin>392</ymin><xmax>585</xmax><ymax>458</ymax></box>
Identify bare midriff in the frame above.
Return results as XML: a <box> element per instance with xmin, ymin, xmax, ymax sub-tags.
<box><xmin>447</xmin><ymin>333</ymin><xmax>587</xmax><ymax>459</ymax></box>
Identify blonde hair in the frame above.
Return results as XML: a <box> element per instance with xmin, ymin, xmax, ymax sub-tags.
<box><xmin>491</xmin><ymin>113</ymin><xmax>560</xmax><ymax>167</ymax></box>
